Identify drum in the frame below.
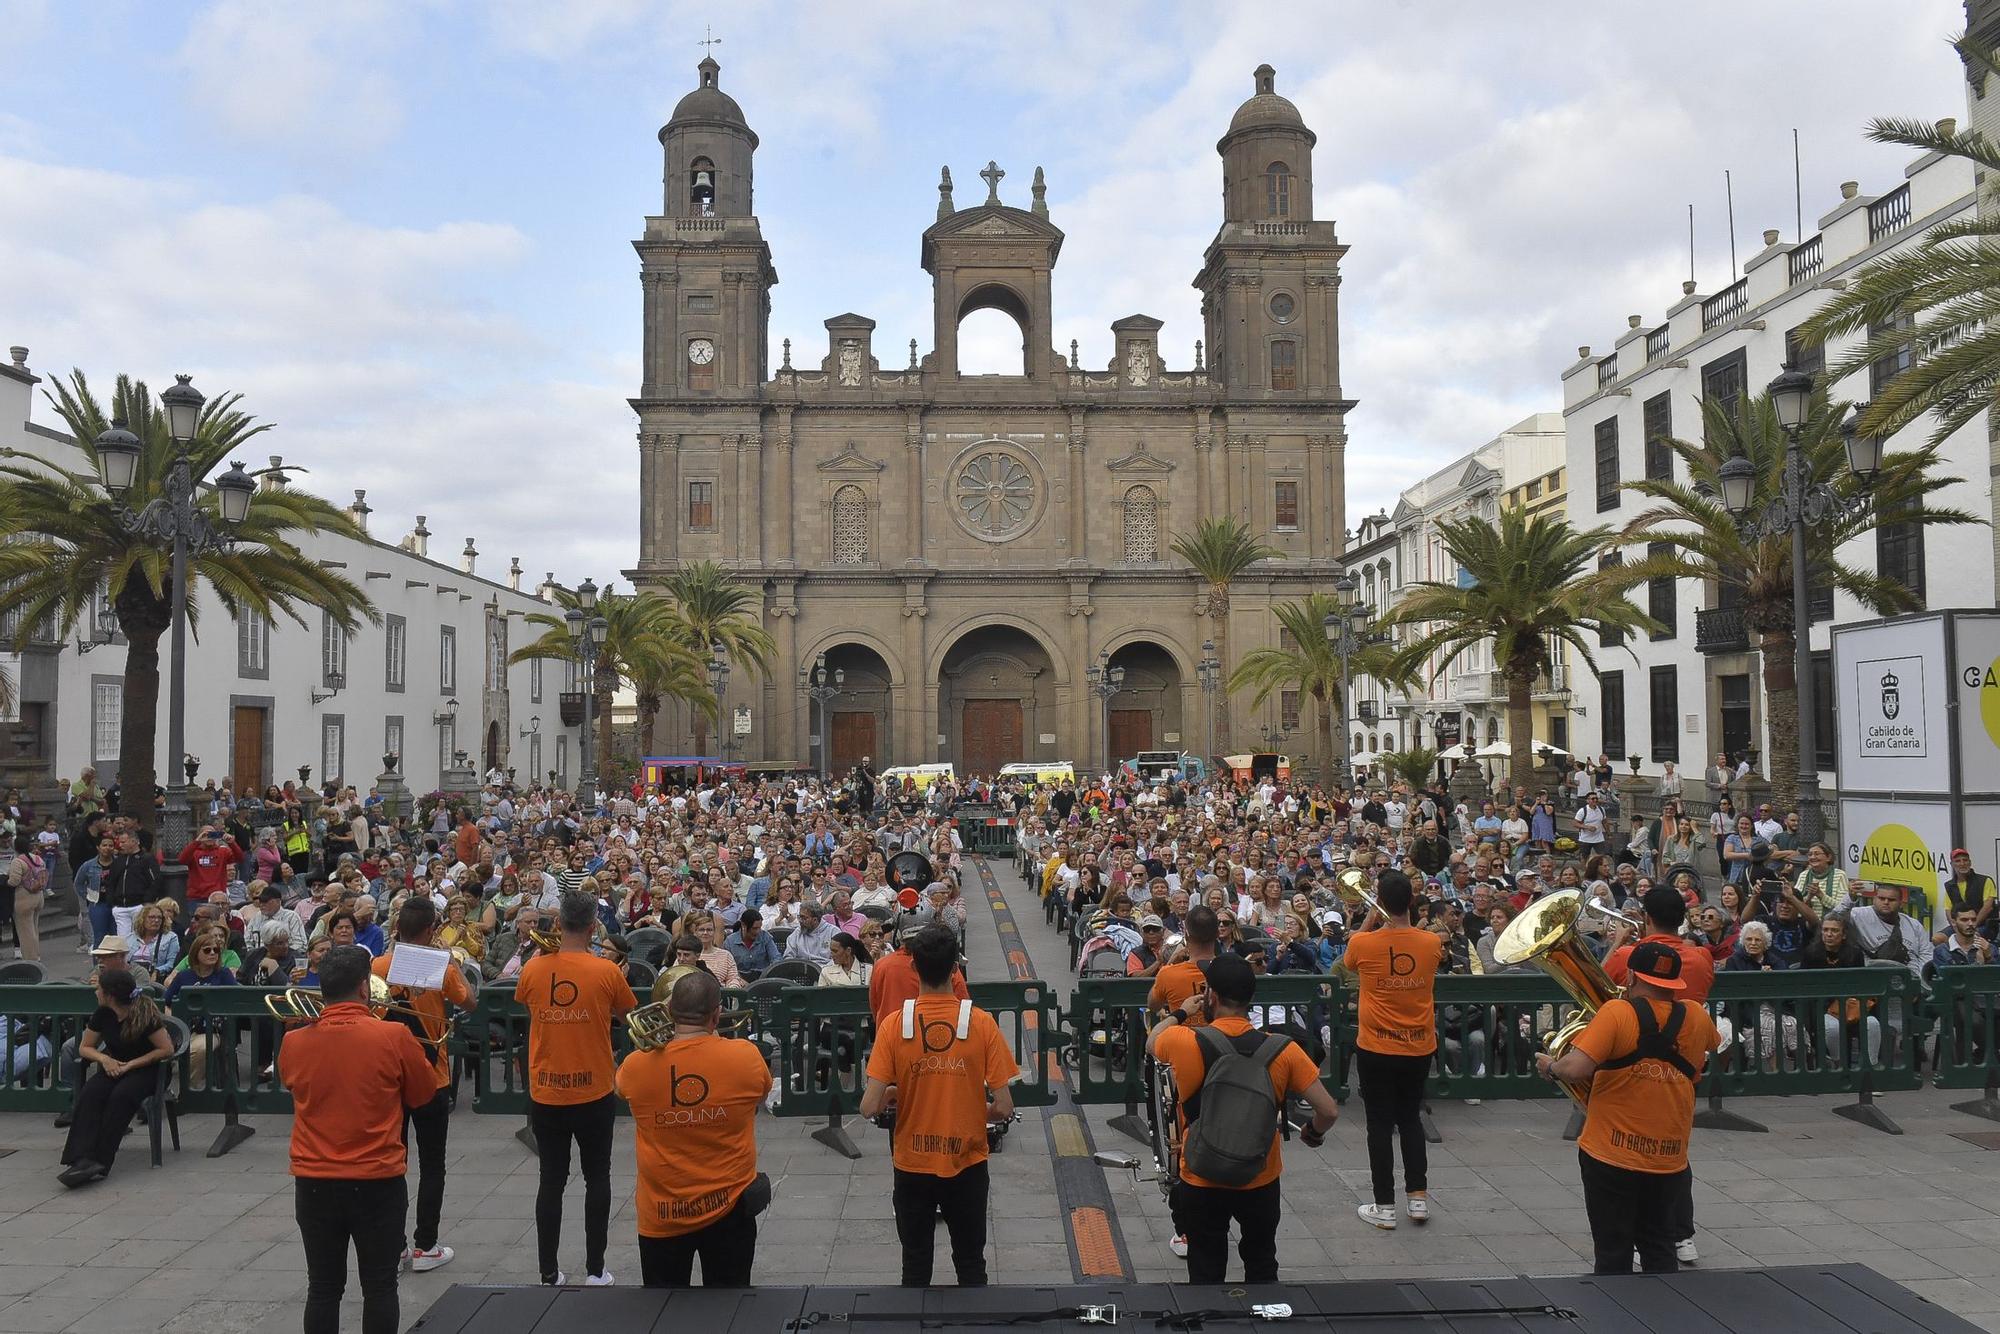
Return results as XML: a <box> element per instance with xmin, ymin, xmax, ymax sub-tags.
<box><xmin>886</xmin><ymin>850</ymin><xmax>935</xmax><ymax>892</ymax></box>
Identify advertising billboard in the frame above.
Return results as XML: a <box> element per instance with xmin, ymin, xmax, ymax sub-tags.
<box><xmin>1840</xmin><ymin>795</ymin><xmax>1953</xmax><ymax>928</ymax></box>
<box><xmin>1833</xmin><ymin>615</ymin><xmax>1950</xmax><ymax>796</ymax></box>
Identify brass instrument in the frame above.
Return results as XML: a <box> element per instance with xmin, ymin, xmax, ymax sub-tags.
<box><xmin>1331</xmin><ymin>866</ymin><xmax>1383</xmax><ymax>920</ymax></box>
<box><xmin>1491</xmin><ymin>888</ymin><xmax>1622</xmax><ymax>1108</ymax></box>
<box><xmin>627</xmin><ymin>964</ymin><xmax>755</xmax><ymax>1050</ymax></box>
<box><xmin>526</xmin><ymin>925</ymin><xmax>562</xmax><ymax>955</ymax></box>
<box><xmin>262</xmin><ymin>975</ymin><xmax>457</xmax><ymax>1050</ymax></box>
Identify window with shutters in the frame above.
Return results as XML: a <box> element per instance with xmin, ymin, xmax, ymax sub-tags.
<box><xmin>321</xmin><ymin>611</ymin><xmax>347</xmax><ymax>688</ymax></box>
<box><xmin>1647</xmin><ymin>541</ymin><xmax>1676</xmax><ymax>639</ymax></box>
<box><xmin>1700</xmin><ymin>348</ymin><xmax>1748</xmax><ymax>446</ymax></box>
<box><xmin>1266</xmin><ymin>163</ymin><xmax>1292</xmax><ymax>218</ymax></box>
<box><xmin>1280</xmin><ymin>689</ymin><xmax>1301</xmax><ymax>731</ymax></box>
<box><xmin>687</xmin><ymin>480</ymin><xmax>715</xmax><ymax>530</ymax></box>
<box><xmin>1593</xmin><ymin>418</ymin><xmax>1620</xmax><ymax>511</ymax></box>
<box><xmin>384</xmin><ymin>615</ymin><xmax>406</xmax><ymax>692</ymax></box>
<box><xmin>1785</xmin><ymin>325</ymin><xmax>1825</xmax><ymax>379</ymax></box>
<box><xmin>1877</xmin><ymin>520</ymin><xmax>1926</xmax><ymax>603</ymax></box>
<box><xmin>238</xmin><ymin>608</ymin><xmax>269</xmax><ymax>680</ymax></box>
<box><xmin>1811</xmin><ymin>651</ymin><xmax>1835</xmax><ymax>770</ymax></box>
<box><xmin>1121</xmin><ymin>486</ymin><xmax>1160</xmax><ymax>562</ymax></box>
<box><xmin>557</xmin><ymin>735</ymin><xmax>570</xmax><ymax>786</ymax></box>
<box><xmin>831</xmin><ymin>485</ymin><xmax>869</xmax><ymax>564</ymax></box>
<box><xmin>1269</xmin><ymin>340</ymin><xmax>1297</xmax><ymax>391</ymax></box>
<box><xmin>384</xmin><ymin>716</ymin><xmax>404</xmax><ymax>767</ymax></box>
<box><xmin>439</xmin><ymin>626</ymin><xmax>457</xmax><ymax>693</ymax></box>
<box><xmin>1642</xmin><ymin>392</ymin><xmax>1673</xmax><ymax>481</ymax></box>
<box><xmin>1598</xmin><ymin>553</ymin><xmax>1625</xmax><ymax>648</ymax></box>
<box><xmin>321</xmin><ymin>716</ymin><xmax>345</xmax><ymax>787</ymax></box>
<box><xmin>1870</xmin><ymin>315</ymin><xmax>1914</xmax><ymax>396</ymax></box>
<box><xmin>1600</xmin><ymin>670</ymin><xmax>1626</xmax><ymax>759</ymax></box>
<box><xmin>1649</xmin><ymin>665</ymin><xmax>1679</xmax><ymax>763</ymax></box>
<box><xmin>1273</xmin><ymin>480</ymin><xmax>1299</xmax><ymax>530</ymax></box>
<box><xmin>91</xmin><ymin>680</ymin><xmax>122</xmax><ymax>764</ymax></box>
<box><xmin>530</xmin><ymin>658</ymin><xmax>543</xmax><ymax>704</ymax></box>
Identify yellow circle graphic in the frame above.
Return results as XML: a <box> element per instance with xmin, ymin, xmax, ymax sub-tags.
<box><xmin>1855</xmin><ymin>822</ymin><xmax>1940</xmax><ymax>896</ymax></box>
<box><xmin>1979</xmin><ymin>655</ymin><xmax>2000</xmax><ymax>750</ymax></box>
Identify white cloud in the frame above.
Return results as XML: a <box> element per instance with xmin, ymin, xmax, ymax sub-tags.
<box><xmin>178</xmin><ymin>0</ymin><xmax>414</xmax><ymax>156</ymax></box>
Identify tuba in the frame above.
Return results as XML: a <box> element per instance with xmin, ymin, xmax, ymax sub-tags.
<box><xmin>1492</xmin><ymin>888</ymin><xmax>1635</xmax><ymax>1108</ymax></box>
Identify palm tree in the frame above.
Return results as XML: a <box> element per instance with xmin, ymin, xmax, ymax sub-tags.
<box><xmin>657</xmin><ymin>560</ymin><xmax>775</xmax><ymax>755</ymax></box>
<box><xmin>633</xmin><ymin>653</ymin><xmax>714</xmax><ymax>758</ymax></box>
<box><xmin>1230</xmin><ymin>593</ymin><xmax>1410</xmax><ymax>787</ymax></box>
<box><xmin>1379</xmin><ymin>746</ymin><xmax>1442</xmax><ymax>793</ymax></box>
<box><xmin>1169</xmin><ymin>516</ymin><xmax>1280</xmax><ymax>756</ymax></box>
<box><xmin>1615</xmin><ymin>389</ymin><xmax>1977</xmax><ymax>813</ymax></box>
<box><xmin>511</xmin><ymin>587</ymin><xmax>701</xmax><ymax>784</ymax></box>
<box><xmin>1797</xmin><ymin>32</ymin><xmax>2000</xmax><ymax>447</ymax></box>
<box><xmin>1382</xmin><ymin>507</ymin><xmax>1657</xmax><ymax>786</ymax></box>
<box><xmin>0</xmin><ymin>372</ymin><xmax>376</xmax><ymax>836</ymax></box>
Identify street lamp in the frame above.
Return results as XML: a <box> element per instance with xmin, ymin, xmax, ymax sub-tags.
<box><xmin>708</xmin><ymin>640</ymin><xmax>732</xmax><ymax>762</ymax></box>
<box><xmin>1324</xmin><ymin>572</ymin><xmax>1389</xmax><ymax>793</ymax></box>
<box><xmin>801</xmin><ymin>652</ymin><xmax>845</xmax><ymax>779</ymax></box>
<box><xmin>567</xmin><ymin>584</ymin><xmax>606</xmax><ymax>807</ymax></box>
<box><xmin>1716</xmin><ymin>364</ymin><xmax>1879</xmax><ymax>842</ymax></box>
<box><xmin>1196</xmin><ymin>639</ymin><xmax>1221</xmax><ymax>763</ymax></box>
<box><xmin>91</xmin><ymin>376</ymin><xmax>258</xmax><ymax>898</ymax></box>
<box><xmin>1085</xmin><ymin>649</ymin><xmax>1126</xmax><ymax>775</ymax></box>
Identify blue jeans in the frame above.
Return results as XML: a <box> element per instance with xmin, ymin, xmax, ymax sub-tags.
<box><xmin>88</xmin><ymin>900</ymin><xmax>114</xmax><ymax>946</ymax></box>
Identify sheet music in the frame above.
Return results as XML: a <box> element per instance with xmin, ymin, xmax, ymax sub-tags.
<box><xmin>386</xmin><ymin>942</ymin><xmax>451</xmax><ymax>991</ymax></box>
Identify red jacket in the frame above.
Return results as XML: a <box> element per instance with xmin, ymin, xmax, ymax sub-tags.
<box><xmin>179</xmin><ymin>838</ymin><xmax>243</xmax><ymax>896</ymax></box>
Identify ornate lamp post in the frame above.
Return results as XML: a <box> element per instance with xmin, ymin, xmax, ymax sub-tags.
<box><xmin>1323</xmin><ymin>572</ymin><xmax>1386</xmax><ymax>793</ymax></box>
<box><xmin>1196</xmin><ymin>639</ymin><xmax>1221</xmax><ymax>764</ymax></box>
<box><xmin>565</xmin><ymin>577</ymin><xmax>605</xmax><ymax>807</ymax></box>
<box><xmin>708</xmin><ymin>640</ymin><xmax>732</xmax><ymax>763</ymax></box>
<box><xmin>1716</xmin><ymin>365</ymin><xmax>1882</xmax><ymax>843</ymax></box>
<box><xmin>801</xmin><ymin>653</ymin><xmax>845</xmax><ymax>779</ymax></box>
<box><xmin>92</xmin><ymin>376</ymin><xmax>256</xmax><ymax>899</ymax></box>
<box><xmin>1085</xmin><ymin>649</ymin><xmax>1126</xmax><ymax>776</ymax></box>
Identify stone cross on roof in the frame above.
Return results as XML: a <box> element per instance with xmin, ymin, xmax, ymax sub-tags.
<box><xmin>980</xmin><ymin>160</ymin><xmax>1004</xmax><ymax>205</ymax></box>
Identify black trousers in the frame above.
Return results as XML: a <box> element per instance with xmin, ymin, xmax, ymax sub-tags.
<box><xmin>402</xmin><ymin>1089</ymin><xmax>450</xmax><ymax>1251</ymax></box>
<box><xmin>1578</xmin><ymin>1149</ymin><xmax>1685</xmax><ymax>1274</ymax></box>
<box><xmin>530</xmin><ymin>1094</ymin><xmax>616</xmax><ymax>1281</ymax></box>
<box><xmin>60</xmin><ymin>1068</ymin><xmax>152</xmax><ymax>1170</ymax></box>
<box><xmin>1673</xmin><ymin>1164</ymin><xmax>1695</xmax><ymax>1244</ymax></box>
<box><xmin>892</xmin><ymin>1161</ymin><xmax>988</xmax><ymax>1287</ymax></box>
<box><xmin>296</xmin><ymin>1176</ymin><xmax>406</xmax><ymax>1334</ymax></box>
<box><xmin>1174</xmin><ymin>1179</ymin><xmax>1281</xmax><ymax>1285</ymax></box>
<box><xmin>1356</xmin><ymin>1048</ymin><xmax>1429</xmax><ymax>1206</ymax></box>
<box><xmin>637</xmin><ymin>1176</ymin><xmax>766</xmax><ymax>1288</ymax></box>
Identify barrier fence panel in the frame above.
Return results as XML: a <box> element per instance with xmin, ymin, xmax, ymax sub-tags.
<box><xmin>1927</xmin><ymin>965</ymin><xmax>2000</xmax><ymax>1121</ymax></box>
<box><xmin>1064</xmin><ymin>978</ymin><xmax>1154</xmax><ymax>1109</ymax></box>
<box><xmin>0</xmin><ymin>983</ymin><xmax>99</xmax><ymax>1113</ymax></box>
<box><xmin>1704</xmin><ymin>967</ymin><xmax>1923</xmax><ymax>1093</ymax></box>
<box><xmin>1423</xmin><ymin>973</ymin><xmax>1576</xmax><ymax>1103</ymax></box>
<box><xmin>968</xmin><ymin>980</ymin><xmax>1061</xmax><ymax>1110</ymax></box>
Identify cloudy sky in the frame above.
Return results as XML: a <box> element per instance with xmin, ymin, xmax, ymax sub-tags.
<box><xmin>0</xmin><ymin>0</ymin><xmax>1968</xmax><ymax>588</ymax></box>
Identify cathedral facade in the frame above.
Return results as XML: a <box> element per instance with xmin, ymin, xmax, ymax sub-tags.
<box><xmin>630</xmin><ymin>59</ymin><xmax>1350</xmax><ymax>776</ymax></box>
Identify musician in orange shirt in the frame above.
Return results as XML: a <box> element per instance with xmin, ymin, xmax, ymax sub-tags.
<box><xmin>370</xmin><ymin>896</ymin><xmax>473</xmax><ymax>1274</ymax></box>
<box><xmin>868</xmin><ymin>922</ymin><xmax>969</xmax><ymax>1025</ymax></box>
<box><xmin>518</xmin><ymin>892</ymin><xmax>638</xmax><ymax>1287</ymax></box>
<box><xmin>616</xmin><ymin>968</ymin><xmax>772</xmax><ymax>1287</ymax></box>
<box><xmin>1540</xmin><ymin>941</ymin><xmax>1719</xmax><ymax>1273</ymax></box>
<box><xmin>279</xmin><ymin>945</ymin><xmax>436</xmax><ymax>1334</ymax></box>
<box><xmin>1340</xmin><ymin>870</ymin><xmax>1441</xmax><ymax>1230</ymax></box>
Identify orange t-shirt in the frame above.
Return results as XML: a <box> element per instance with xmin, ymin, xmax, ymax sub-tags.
<box><xmin>616</xmin><ymin>1033</ymin><xmax>771</xmax><ymax>1237</ymax></box>
<box><xmin>1148</xmin><ymin>958</ymin><xmax>1211</xmax><ymax>1017</ymax></box>
<box><xmin>280</xmin><ymin>1002</ymin><xmax>437</xmax><ymax>1179</ymax></box>
<box><xmin>864</xmin><ymin>994</ymin><xmax>1018</xmax><ymax>1178</ymax></box>
<box><xmin>869</xmin><ymin>947</ymin><xmax>969</xmax><ymax>1027</ymax></box>
<box><xmin>1343</xmin><ymin>926</ymin><xmax>1442</xmax><ymax>1056</ymax></box>
<box><xmin>1571</xmin><ymin>996</ymin><xmax>1718</xmax><ymax>1174</ymax></box>
<box><xmin>517</xmin><ymin>951</ymin><xmax>638</xmax><ymax>1105</ymax></box>
<box><xmin>1604</xmin><ymin>934</ymin><xmax>1716</xmax><ymax>1004</ymax></box>
<box><xmin>372</xmin><ymin>946</ymin><xmax>474</xmax><ymax>1088</ymax></box>
<box><xmin>1155</xmin><ymin>1015</ymin><xmax>1321</xmax><ymax>1190</ymax></box>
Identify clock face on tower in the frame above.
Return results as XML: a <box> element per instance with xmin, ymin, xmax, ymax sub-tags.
<box><xmin>687</xmin><ymin>338</ymin><xmax>716</xmax><ymax>365</ymax></box>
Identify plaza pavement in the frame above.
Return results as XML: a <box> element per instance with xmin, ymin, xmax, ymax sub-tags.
<box><xmin>4</xmin><ymin>858</ymin><xmax>2000</xmax><ymax>1331</ymax></box>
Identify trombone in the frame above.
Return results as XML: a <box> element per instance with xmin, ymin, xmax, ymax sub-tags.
<box><xmin>625</xmin><ymin>964</ymin><xmax>756</xmax><ymax>1050</ymax></box>
<box><xmin>262</xmin><ymin>976</ymin><xmax>457</xmax><ymax>1051</ymax></box>
<box><xmin>1331</xmin><ymin>866</ymin><xmax>1384</xmax><ymax>919</ymax></box>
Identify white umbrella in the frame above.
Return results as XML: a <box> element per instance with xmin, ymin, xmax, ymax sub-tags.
<box><xmin>1473</xmin><ymin>740</ymin><xmax>1513</xmax><ymax>758</ymax></box>
<box><xmin>1533</xmin><ymin>742</ymin><xmax>1572</xmax><ymax>757</ymax></box>
<box><xmin>1436</xmin><ymin>742</ymin><xmax>1477</xmax><ymax>761</ymax></box>
<box><xmin>1349</xmin><ymin>748</ymin><xmax>1383</xmax><ymax>768</ymax></box>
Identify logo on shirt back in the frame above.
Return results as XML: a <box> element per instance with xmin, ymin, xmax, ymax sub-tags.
<box><xmin>534</xmin><ymin>972</ymin><xmax>591</xmax><ymax>1023</ymax></box>
<box><xmin>650</xmin><ymin>1064</ymin><xmax>728</xmax><ymax>1124</ymax></box>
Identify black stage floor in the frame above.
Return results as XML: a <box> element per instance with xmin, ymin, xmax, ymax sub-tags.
<box><xmin>408</xmin><ymin>1264</ymin><xmax>1978</xmax><ymax>1332</ymax></box>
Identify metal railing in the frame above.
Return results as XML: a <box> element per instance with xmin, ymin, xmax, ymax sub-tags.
<box><xmin>1646</xmin><ymin>325</ymin><xmax>1671</xmax><ymax>362</ymax></box>
<box><xmin>1596</xmin><ymin>357</ymin><xmax>1619</xmax><ymax>389</ymax></box>
<box><xmin>1702</xmin><ymin>279</ymin><xmax>1749</xmax><ymax>331</ymax></box>
<box><xmin>1695</xmin><ymin>605</ymin><xmax>1749</xmax><ymax>653</ymax></box>
<box><xmin>1788</xmin><ymin>235</ymin><xmax>1824</xmax><ymax>286</ymax></box>
<box><xmin>1868</xmin><ymin>184</ymin><xmax>1911</xmax><ymax>244</ymax></box>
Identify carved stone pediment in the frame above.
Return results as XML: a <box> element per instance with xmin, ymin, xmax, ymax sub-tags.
<box><xmin>1104</xmin><ymin>443</ymin><xmax>1176</xmax><ymax>476</ymax></box>
<box><xmin>816</xmin><ymin>443</ymin><xmax>887</xmax><ymax>474</ymax></box>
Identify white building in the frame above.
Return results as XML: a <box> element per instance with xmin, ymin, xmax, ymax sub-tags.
<box><xmin>1342</xmin><ymin>412</ymin><xmax>1572</xmax><ymax>765</ymax></box>
<box><xmin>0</xmin><ymin>345</ymin><xmax>587</xmax><ymax>798</ymax></box>
<box><xmin>1559</xmin><ymin>135</ymin><xmax>1988</xmax><ymax>797</ymax></box>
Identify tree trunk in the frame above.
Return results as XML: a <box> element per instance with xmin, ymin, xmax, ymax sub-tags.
<box><xmin>1505</xmin><ymin>663</ymin><xmax>1536</xmax><ymax>788</ymax></box>
<box><xmin>1211</xmin><ymin>585</ymin><xmax>1233</xmax><ymax>757</ymax></box>
<box><xmin>1759</xmin><ymin>628</ymin><xmax>1801</xmax><ymax>815</ymax></box>
<box><xmin>693</xmin><ymin>695</ymin><xmax>711</xmax><ymax>757</ymax></box>
<box><xmin>637</xmin><ymin>692</ymin><xmax>659</xmax><ymax>758</ymax></box>
<box><xmin>1316</xmin><ymin>684</ymin><xmax>1336</xmax><ymax>790</ymax></box>
<box><xmin>112</xmin><ymin>580</ymin><xmax>171</xmax><ymax>840</ymax></box>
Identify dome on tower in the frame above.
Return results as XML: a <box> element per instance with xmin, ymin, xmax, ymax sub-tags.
<box><xmin>667</xmin><ymin>57</ymin><xmax>757</xmax><ymax>145</ymax></box>
<box><xmin>1222</xmin><ymin>64</ymin><xmax>1314</xmax><ymax>146</ymax></box>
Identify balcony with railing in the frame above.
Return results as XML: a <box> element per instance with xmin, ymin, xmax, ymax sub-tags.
<box><xmin>1868</xmin><ymin>184</ymin><xmax>1911</xmax><ymax>244</ymax></box>
<box><xmin>1695</xmin><ymin>606</ymin><xmax>1750</xmax><ymax>654</ymax></box>
<box><xmin>1450</xmin><ymin>669</ymin><xmax>1503</xmax><ymax>705</ymax></box>
<box><xmin>1645</xmin><ymin>325</ymin><xmax>1670</xmax><ymax>362</ymax></box>
<box><xmin>1701</xmin><ymin>279</ymin><xmax>1749</xmax><ymax>331</ymax></box>
<box><xmin>1596</xmin><ymin>356</ymin><xmax>1618</xmax><ymax>389</ymax></box>
<box><xmin>1788</xmin><ymin>234</ymin><xmax>1823</xmax><ymax>286</ymax></box>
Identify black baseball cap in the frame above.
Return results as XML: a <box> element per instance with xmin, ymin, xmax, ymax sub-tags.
<box><xmin>1627</xmin><ymin>941</ymin><xmax>1686</xmax><ymax>992</ymax></box>
<box><xmin>1204</xmin><ymin>952</ymin><xmax>1256</xmax><ymax>1005</ymax></box>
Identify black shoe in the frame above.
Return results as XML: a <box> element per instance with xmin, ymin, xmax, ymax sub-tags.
<box><xmin>53</xmin><ymin>1111</ymin><xmax>73</xmax><ymax>1129</ymax></box>
<box><xmin>57</xmin><ymin>1159</ymin><xmax>100</xmax><ymax>1188</ymax></box>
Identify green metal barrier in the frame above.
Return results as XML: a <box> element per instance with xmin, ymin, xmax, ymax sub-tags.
<box><xmin>171</xmin><ymin>986</ymin><xmax>294</xmax><ymax>1156</ymax></box>
<box><xmin>1926</xmin><ymin>965</ymin><xmax>2000</xmax><ymax>1121</ymax></box>
<box><xmin>1422</xmin><ymin>972</ymin><xmax>1576</xmax><ymax>1103</ymax></box>
<box><xmin>0</xmin><ymin>983</ymin><xmax>99</xmax><ymax>1113</ymax></box>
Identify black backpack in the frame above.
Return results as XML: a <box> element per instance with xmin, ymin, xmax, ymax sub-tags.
<box><xmin>1181</xmin><ymin>1027</ymin><xmax>1290</xmax><ymax>1187</ymax></box>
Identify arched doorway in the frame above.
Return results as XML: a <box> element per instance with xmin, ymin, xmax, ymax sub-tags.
<box><xmin>817</xmin><ymin>643</ymin><xmax>893</xmax><ymax>777</ymax></box>
<box><xmin>1103</xmin><ymin>641</ymin><xmax>1183</xmax><ymax>763</ymax></box>
<box><xmin>485</xmin><ymin>720</ymin><xmax>501</xmax><ymax>773</ymax></box>
<box><xmin>938</xmin><ymin>625</ymin><xmax>1055</xmax><ymax>777</ymax></box>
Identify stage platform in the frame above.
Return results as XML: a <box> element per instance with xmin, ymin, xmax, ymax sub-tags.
<box><xmin>408</xmin><ymin>1264</ymin><xmax>1978</xmax><ymax>1332</ymax></box>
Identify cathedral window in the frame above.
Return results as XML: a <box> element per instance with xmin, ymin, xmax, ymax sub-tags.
<box><xmin>690</xmin><ymin>157</ymin><xmax>715</xmax><ymax>215</ymax></box>
<box><xmin>1270</xmin><ymin>340</ymin><xmax>1297</xmax><ymax>391</ymax></box>
<box><xmin>1121</xmin><ymin>485</ymin><xmax>1160</xmax><ymax>562</ymax></box>
<box><xmin>831</xmin><ymin>485</ymin><xmax>869</xmax><ymax>565</ymax></box>
<box><xmin>1273</xmin><ymin>480</ymin><xmax>1299</xmax><ymax>529</ymax></box>
<box><xmin>1266</xmin><ymin>162</ymin><xmax>1292</xmax><ymax>218</ymax></box>
<box><xmin>687</xmin><ymin>480</ymin><xmax>715</xmax><ymax>530</ymax></box>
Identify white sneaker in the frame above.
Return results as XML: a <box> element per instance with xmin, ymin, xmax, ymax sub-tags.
<box><xmin>399</xmin><ymin>1248</ymin><xmax>412</xmax><ymax>1275</ymax></box>
<box><xmin>1406</xmin><ymin>1196</ymin><xmax>1430</xmax><ymax>1225</ymax></box>
<box><xmin>584</xmin><ymin>1270</ymin><xmax>615</xmax><ymax>1287</ymax></box>
<box><xmin>1169</xmin><ymin>1234</ymin><xmax>1188</xmax><ymax>1258</ymax></box>
<box><xmin>542</xmin><ymin>1270</ymin><xmax>567</xmax><ymax>1286</ymax></box>
<box><xmin>1357</xmin><ymin>1203</ymin><xmax>1398</xmax><ymax>1230</ymax></box>
<box><xmin>1676</xmin><ymin>1238</ymin><xmax>1698</xmax><ymax>1265</ymax></box>
<box><xmin>411</xmin><ymin>1246</ymin><xmax>454</xmax><ymax>1273</ymax></box>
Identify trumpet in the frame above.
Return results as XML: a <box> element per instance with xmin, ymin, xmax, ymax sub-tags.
<box><xmin>262</xmin><ymin>977</ymin><xmax>457</xmax><ymax>1050</ymax></box>
<box><xmin>626</xmin><ymin>965</ymin><xmax>756</xmax><ymax>1050</ymax></box>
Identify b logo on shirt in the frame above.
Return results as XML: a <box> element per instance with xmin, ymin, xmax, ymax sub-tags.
<box><xmin>670</xmin><ymin>1066</ymin><xmax>710</xmax><ymax>1107</ymax></box>
<box><xmin>548</xmin><ymin>976</ymin><xmax>579</xmax><ymax>1008</ymax></box>
<box><xmin>1388</xmin><ymin>947</ymin><xmax>1416</xmax><ymax>977</ymax></box>
<box><xmin>921</xmin><ymin>1021</ymin><xmax>961</xmax><ymax>1054</ymax></box>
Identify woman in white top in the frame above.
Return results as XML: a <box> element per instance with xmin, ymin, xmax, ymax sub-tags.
<box><xmin>816</xmin><ymin>931</ymin><xmax>873</xmax><ymax>987</ymax></box>
<box><xmin>1499</xmin><ymin>804</ymin><xmax>1529</xmax><ymax>847</ymax></box>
